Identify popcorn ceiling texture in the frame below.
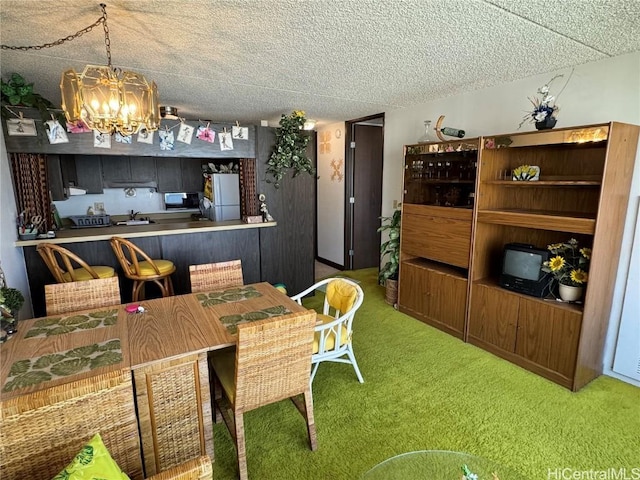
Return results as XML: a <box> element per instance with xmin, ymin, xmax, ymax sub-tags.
<box><xmin>1</xmin><ymin>0</ymin><xmax>638</xmax><ymax>127</ymax></box>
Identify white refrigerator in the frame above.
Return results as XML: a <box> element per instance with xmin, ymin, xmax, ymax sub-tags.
<box><xmin>207</xmin><ymin>173</ymin><xmax>241</xmax><ymax>221</ymax></box>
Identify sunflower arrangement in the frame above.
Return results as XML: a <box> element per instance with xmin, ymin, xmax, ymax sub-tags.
<box><xmin>542</xmin><ymin>238</ymin><xmax>591</xmax><ymax>287</ymax></box>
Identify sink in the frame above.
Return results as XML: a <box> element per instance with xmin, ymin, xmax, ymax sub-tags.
<box><xmin>116</xmin><ymin>220</ymin><xmax>155</xmax><ymax>226</ymax></box>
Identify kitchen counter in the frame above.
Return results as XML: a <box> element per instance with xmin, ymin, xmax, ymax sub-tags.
<box><xmin>15</xmin><ymin>217</ymin><xmax>276</xmax><ymax>246</ymax></box>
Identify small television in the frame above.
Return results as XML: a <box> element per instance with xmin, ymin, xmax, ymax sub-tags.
<box><xmin>499</xmin><ymin>243</ymin><xmax>552</xmax><ymax>298</ymax></box>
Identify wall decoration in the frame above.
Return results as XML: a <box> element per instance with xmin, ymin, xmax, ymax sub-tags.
<box><xmin>196</xmin><ymin>125</ymin><xmax>215</xmax><ymax>143</ymax></box>
<box><xmin>137</xmin><ymin>127</ymin><xmax>154</xmax><ymax>144</ymax></box>
<box><xmin>330</xmin><ymin>158</ymin><xmax>344</xmax><ymax>182</ymax></box>
<box><xmin>219</xmin><ymin>131</ymin><xmax>233</xmax><ymax>151</ymax></box>
<box><xmin>232</xmin><ymin>125</ymin><xmax>249</xmax><ymax>140</ymax></box>
<box><xmin>177</xmin><ymin>122</ymin><xmax>194</xmax><ymax>144</ymax></box>
<box><xmin>6</xmin><ymin>118</ymin><xmax>37</xmax><ymax>136</ymax></box>
<box><xmin>159</xmin><ymin>130</ymin><xmax>175</xmax><ymax>150</ymax></box>
<box><xmin>114</xmin><ymin>132</ymin><xmax>132</xmax><ymax>144</ymax></box>
<box><xmin>45</xmin><ymin>120</ymin><xmax>69</xmax><ymax>144</ymax></box>
<box><xmin>320</xmin><ymin>130</ymin><xmax>332</xmax><ymax>154</ymax></box>
<box><xmin>66</xmin><ymin>119</ymin><xmax>91</xmax><ymax>134</ymax></box>
<box><xmin>335</xmin><ymin>128</ymin><xmax>342</xmax><ymax>139</ymax></box>
<box><xmin>93</xmin><ymin>130</ymin><xmax>111</xmax><ymax>149</ymax></box>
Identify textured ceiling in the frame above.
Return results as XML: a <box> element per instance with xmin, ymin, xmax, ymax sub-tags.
<box><xmin>1</xmin><ymin>0</ymin><xmax>639</xmax><ymax>127</ymax></box>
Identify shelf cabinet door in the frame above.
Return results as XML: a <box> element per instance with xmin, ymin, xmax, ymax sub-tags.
<box><xmin>157</xmin><ymin>157</ymin><xmax>182</xmax><ymax>192</ymax></box>
<box><xmin>468</xmin><ymin>283</ymin><xmax>518</xmax><ymax>352</ymax></box>
<box><xmin>398</xmin><ymin>262</ymin><xmax>427</xmax><ymax>316</ymax></box>
<box><xmin>516</xmin><ymin>298</ymin><xmax>582</xmax><ymax>379</ymax></box>
<box><xmin>429</xmin><ymin>271</ymin><xmax>467</xmax><ymax>336</ymax></box>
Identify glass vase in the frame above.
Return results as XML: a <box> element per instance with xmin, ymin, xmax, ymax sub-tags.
<box><xmin>418</xmin><ymin>120</ymin><xmax>435</xmax><ymax>143</ymax></box>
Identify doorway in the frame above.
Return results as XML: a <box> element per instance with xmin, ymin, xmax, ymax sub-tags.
<box><xmin>344</xmin><ymin>114</ymin><xmax>385</xmax><ymax>270</ymax></box>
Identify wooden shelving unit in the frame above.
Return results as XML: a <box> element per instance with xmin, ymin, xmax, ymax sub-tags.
<box><xmin>398</xmin><ymin>122</ymin><xmax>640</xmax><ymax>391</ymax></box>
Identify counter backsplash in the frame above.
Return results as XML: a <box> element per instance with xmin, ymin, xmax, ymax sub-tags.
<box><xmin>54</xmin><ymin>188</ymin><xmax>168</xmax><ymax>218</ymax></box>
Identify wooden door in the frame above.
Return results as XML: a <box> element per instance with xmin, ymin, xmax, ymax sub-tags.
<box><xmin>346</xmin><ymin>119</ymin><xmax>384</xmax><ymax>270</ymax></box>
<box><xmin>468</xmin><ymin>283</ymin><xmax>518</xmax><ymax>352</ymax></box>
<box><xmin>516</xmin><ymin>298</ymin><xmax>582</xmax><ymax>379</ymax></box>
<box><xmin>156</xmin><ymin>157</ymin><xmax>182</xmax><ymax>192</ymax></box>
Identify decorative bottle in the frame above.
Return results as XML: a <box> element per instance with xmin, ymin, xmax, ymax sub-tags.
<box><xmin>418</xmin><ymin>120</ymin><xmax>435</xmax><ymax>143</ymax></box>
<box><xmin>440</xmin><ymin>127</ymin><xmax>465</xmax><ymax>138</ymax></box>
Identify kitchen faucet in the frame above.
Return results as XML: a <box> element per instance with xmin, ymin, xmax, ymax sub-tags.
<box><xmin>129</xmin><ymin>210</ymin><xmax>140</xmax><ymax>220</ymax></box>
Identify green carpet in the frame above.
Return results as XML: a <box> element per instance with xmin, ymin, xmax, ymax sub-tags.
<box><xmin>212</xmin><ymin>268</ymin><xmax>640</xmax><ymax>479</ymax></box>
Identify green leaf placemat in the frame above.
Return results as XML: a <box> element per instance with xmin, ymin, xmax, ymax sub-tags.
<box><xmin>219</xmin><ymin>305</ymin><xmax>291</xmax><ymax>334</ymax></box>
<box><xmin>24</xmin><ymin>309</ymin><xmax>118</xmax><ymax>338</ymax></box>
<box><xmin>196</xmin><ymin>286</ymin><xmax>263</xmax><ymax>307</ymax></box>
<box><xmin>2</xmin><ymin>339</ymin><xmax>122</xmax><ymax>393</ymax></box>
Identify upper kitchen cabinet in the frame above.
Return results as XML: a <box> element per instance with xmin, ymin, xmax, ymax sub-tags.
<box><xmin>157</xmin><ymin>157</ymin><xmax>205</xmax><ymax>192</ymax></box>
<box><xmin>103</xmin><ymin>156</ymin><xmax>156</xmax><ymax>185</ymax></box>
<box><xmin>73</xmin><ymin>155</ymin><xmax>104</xmax><ymax>194</ymax></box>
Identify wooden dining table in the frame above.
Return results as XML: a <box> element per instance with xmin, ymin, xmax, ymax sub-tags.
<box><xmin>1</xmin><ymin>282</ymin><xmax>308</xmax><ymax>476</ymax></box>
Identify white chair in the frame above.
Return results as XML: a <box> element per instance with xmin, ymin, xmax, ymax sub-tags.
<box><xmin>291</xmin><ymin>277</ymin><xmax>364</xmax><ymax>387</ymax></box>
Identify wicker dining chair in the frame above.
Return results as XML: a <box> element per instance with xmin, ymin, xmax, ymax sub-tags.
<box><xmin>209</xmin><ymin>310</ymin><xmax>317</xmax><ymax>480</ymax></box>
<box><xmin>45</xmin><ymin>276</ymin><xmax>121</xmax><ymax>315</ymax></box>
<box><xmin>189</xmin><ymin>260</ymin><xmax>244</xmax><ymax>293</ymax></box>
<box><xmin>0</xmin><ymin>369</ymin><xmax>212</xmax><ymax>480</ymax></box>
<box><xmin>36</xmin><ymin>242</ymin><xmax>115</xmax><ymax>284</ymax></box>
<box><xmin>109</xmin><ymin>236</ymin><xmax>175</xmax><ymax>301</ymax></box>
<box><xmin>291</xmin><ymin>277</ymin><xmax>365</xmax><ymax>388</ymax></box>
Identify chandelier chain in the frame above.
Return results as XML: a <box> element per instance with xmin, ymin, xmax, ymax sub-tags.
<box><xmin>1</xmin><ymin>3</ymin><xmax>108</xmax><ymax>55</ymax></box>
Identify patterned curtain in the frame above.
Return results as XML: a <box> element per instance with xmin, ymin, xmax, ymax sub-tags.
<box><xmin>10</xmin><ymin>153</ymin><xmax>52</xmax><ymax>233</ymax></box>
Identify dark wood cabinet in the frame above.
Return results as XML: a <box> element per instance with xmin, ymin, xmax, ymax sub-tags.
<box><xmin>129</xmin><ymin>156</ymin><xmax>157</xmax><ymax>182</ymax></box>
<box><xmin>47</xmin><ymin>155</ymin><xmax>75</xmax><ymax>201</ymax></box>
<box><xmin>156</xmin><ymin>158</ymin><xmax>204</xmax><ymax>192</ymax></box>
<box><xmin>181</xmin><ymin>158</ymin><xmax>205</xmax><ymax>192</ymax></box>
<box><xmin>74</xmin><ymin>155</ymin><xmax>104</xmax><ymax>194</ymax></box>
<box><xmin>102</xmin><ymin>156</ymin><xmax>131</xmax><ymax>183</ymax></box>
<box><xmin>103</xmin><ymin>156</ymin><xmax>156</xmax><ymax>184</ymax></box>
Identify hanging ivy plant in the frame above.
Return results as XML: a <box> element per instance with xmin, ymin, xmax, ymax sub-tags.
<box><xmin>0</xmin><ymin>72</ymin><xmax>65</xmax><ymax>126</ymax></box>
<box><xmin>265</xmin><ymin>110</ymin><xmax>315</xmax><ymax>188</ymax></box>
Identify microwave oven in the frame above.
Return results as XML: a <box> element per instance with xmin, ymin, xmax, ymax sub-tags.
<box><xmin>164</xmin><ymin>192</ymin><xmax>200</xmax><ymax>210</ymax></box>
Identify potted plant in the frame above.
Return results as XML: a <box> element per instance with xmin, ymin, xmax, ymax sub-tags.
<box><xmin>517</xmin><ymin>73</ymin><xmax>570</xmax><ymax>130</ymax></box>
<box><xmin>1</xmin><ymin>72</ymin><xmax>65</xmax><ymax>126</ymax></box>
<box><xmin>378</xmin><ymin>207</ymin><xmax>401</xmax><ymax>306</ymax></box>
<box><xmin>0</xmin><ymin>287</ymin><xmax>23</xmax><ymax>339</ymax></box>
<box><xmin>541</xmin><ymin>238</ymin><xmax>590</xmax><ymax>302</ymax></box>
<box><xmin>265</xmin><ymin>110</ymin><xmax>315</xmax><ymax>188</ymax></box>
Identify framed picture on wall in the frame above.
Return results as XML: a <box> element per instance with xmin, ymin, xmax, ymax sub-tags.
<box><xmin>6</xmin><ymin>118</ymin><xmax>37</xmax><ymax>136</ymax></box>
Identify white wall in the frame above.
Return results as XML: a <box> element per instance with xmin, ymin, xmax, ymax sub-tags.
<box><xmin>382</xmin><ymin>52</ymin><xmax>640</xmax><ymax>385</ymax></box>
<box><xmin>54</xmin><ymin>188</ymin><xmax>165</xmax><ymax>217</ymax></box>
<box><xmin>316</xmin><ymin>121</ymin><xmax>346</xmax><ymax>265</ymax></box>
<box><xmin>0</xmin><ymin>129</ymin><xmax>33</xmax><ymax>319</ymax></box>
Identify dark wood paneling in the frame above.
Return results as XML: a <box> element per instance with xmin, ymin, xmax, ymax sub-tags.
<box><xmin>3</xmin><ymin>111</ymin><xmax>256</xmax><ymax>159</ymax></box>
<box><xmin>24</xmin><ymin>231</ymin><xmax>263</xmax><ymax>318</ymax></box>
<box><xmin>102</xmin><ymin>156</ymin><xmax>132</xmax><ymax>182</ymax></box>
<box><xmin>160</xmin><ymin>230</ymin><xmax>261</xmax><ymax>294</ymax></box>
<box><xmin>181</xmin><ymin>158</ymin><xmax>206</xmax><ymax>192</ymax></box>
<box><xmin>256</xmin><ymin>127</ymin><xmax>316</xmax><ymax>296</ymax></box>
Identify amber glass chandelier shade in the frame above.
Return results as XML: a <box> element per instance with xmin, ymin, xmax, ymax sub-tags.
<box><xmin>60</xmin><ymin>65</ymin><xmax>160</xmax><ymax>135</ymax></box>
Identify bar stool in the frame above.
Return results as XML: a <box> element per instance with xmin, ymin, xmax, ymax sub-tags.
<box><xmin>36</xmin><ymin>243</ymin><xmax>115</xmax><ymax>283</ymax></box>
<box><xmin>109</xmin><ymin>237</ymin><xmax>175</xmax><ymax>301</ymax></box>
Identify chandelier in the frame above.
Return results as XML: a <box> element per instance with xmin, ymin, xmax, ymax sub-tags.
<box><xmin>60</xmin><ymin>4</ymin><xmax>160</xmax><ymax>136</ymax></box>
